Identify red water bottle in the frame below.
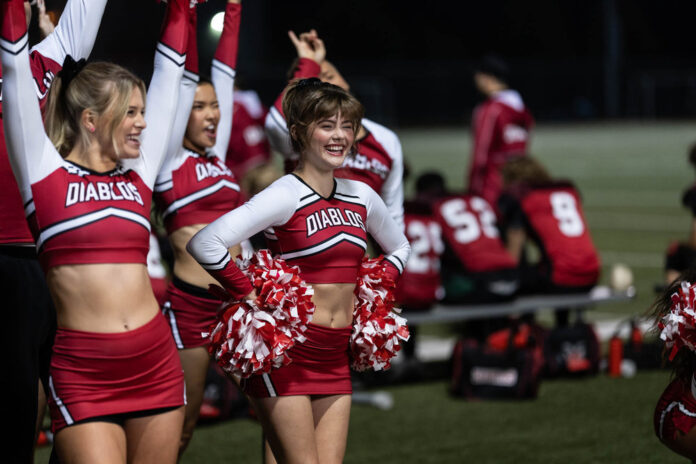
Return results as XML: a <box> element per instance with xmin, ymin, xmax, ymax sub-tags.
<box><xmin>608</xmin><ymin>335</ymin><xmax>623</xmax><ymax>378</ymax></box>
<box><xmin>630</xmin><ymin>321</ymin><xmax>642</xmax><ymax>349</ymax></box>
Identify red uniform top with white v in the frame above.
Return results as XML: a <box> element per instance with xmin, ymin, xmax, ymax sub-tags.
<box><xmin>187</xmin><ymin>174</ymin><xmax>411</xmax><ymax>300</ymax></box>
<box><xmin>0</xmin><ymin>0</ymin><xmax>107</xmax><ymax>246</ymax></box>
<box><xmin>433</xmin><ymin>194</ymin><xmax>516</xmax><ymax>273</ymax></box>
<box><xmin>508</xmin><ymin>182</ymin><xmax>600</xmax><ymax>287</ymax></box>
<box><xmin>467</xmin><ymin>90</ymin><xmax>534</xmax><ymax>208</ymax></box>
<box><xmin>0</xmin><ymin>0</ymin><xmax>189</xmax><ymax>270</ymax></box>
<box><xmin>155</xmin><ymin>2</ymin><xmax>242</xmax><ymax>234</ymax></box>
<box><xmin>264</xmin><ymin>58</ymin><xmax>404</xmax><ymax>229</ymax></box>
<box><xmin>224</xmin><ymin>89</ymin><xmax>270</xmax><ymax>180</ymax></box>
<box><xmin>395</xmin><ymin>209</ymin><xmax>444</xmax><ymax>308</ymax></box>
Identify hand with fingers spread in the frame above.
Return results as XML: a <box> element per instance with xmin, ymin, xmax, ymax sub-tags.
<box><xmin>288</xmin><ymin>28</ymin><xmax>325</xmax><ymax>64</ymax></box>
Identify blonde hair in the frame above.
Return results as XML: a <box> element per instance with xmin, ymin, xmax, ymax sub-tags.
<box><xmin>282</xmin><ymin>78</ymin><xmax>363</xmax><ymax>158</ymax></box>
<box><xmin>44</xmin><ymin>62</ymin><xmax>146</xmax><ymax>157</ymax></box>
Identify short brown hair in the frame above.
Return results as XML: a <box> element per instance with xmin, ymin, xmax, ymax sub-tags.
<box><xmin>501</xmin><ymin>156</ymin><xmax>552</xmax><ymax>187</ymax></box>
<box><xmin>282</xmin><ymin>78</ymin><xmax>363</xmax><ymax>157</ymax></box>
<box><xmin>44</xmin><ymin>61</ymin><xmax>146</xmax><ymax>157</ymax></box>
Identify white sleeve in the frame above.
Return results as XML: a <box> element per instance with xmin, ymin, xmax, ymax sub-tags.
<box><xmin>123</xmin><ymin>41</ymin><xmax>187</xmax><ymax>189</ymax></box>
<box><xmin>187</xmin><ymin>178</ymin><xmax>296</xmax><ymax>272</ymax></box>
<box><xmin>264</xmin><ymin>106</ymin><xmax>297</xmax><ymax>160</ymax></box>
<box><xmin>380</xmin><ymin>137</ymin><xmax>405</xmax><ymax>231</ymax></box>
<box><xmin>211</xmin><ymin>59</ymin><xmax>235</xmax><ymax>161</ymax></box>
<box><xmin>30</xmin><ymin>0</ymin><xmax>108</xmax><ymax>62</ymax></box>
<box><xmin>0</xmin><ymin>20</ymin><xmax>61</xmax><ymax>205</ymax></box>
<box><xmin>363</xmin><ymin>184</ymin><xmax>411</xmax><ymax>275</ymax></box>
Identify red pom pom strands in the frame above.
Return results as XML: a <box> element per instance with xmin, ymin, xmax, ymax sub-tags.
<box><xmin>660</xmin><ymin>281</ymin><xmax>696</xmax><ymax>361</ymax></box>
<box><xmin>205</xmin><ymin>250</ymin><xmax>315</xmax><ymax>378</ymax></box>
<box><xmin>350</xmin><ymin>257</ymin><xmax>410</xmax><ymax>372</ymax></box>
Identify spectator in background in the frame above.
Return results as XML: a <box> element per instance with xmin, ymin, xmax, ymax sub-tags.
<box><xmin>265</xmin><ymin>29</ymin><xmax>405</xmax><ymax>229</ymax></box>
<box><xmin>498</xmin><ymin>157</ymin><xmax>600</xmax><ymax>299</ymax></box>
<box><xmin>225</xmin><ymin>78</ymin><xmax>282</xmax><ymax>196</ymax></box>
<box><xmin>467</xmin><ymin>54</ymin><xmax>534</xmax><ymax>212</ymax></box>
<box><xmin>429</xmin><ymin>173</ymin><xmax>519</xmax><ymax>305</ymax></box>
<box><xmin>664</xmin><ymin>144</ymin><xmax>696</xmax><ymax>285</ymax></box>
<box><xmin>395</xmin><ymin>171</ymin><xmax>446</xmax><ymax>363</ymax></box>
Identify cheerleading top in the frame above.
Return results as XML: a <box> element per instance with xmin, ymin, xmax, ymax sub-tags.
<box><xmin>187</xmin><ymin>174</ymin><xmax>411</xmax><ymax>300</ymax></box>
<box><xmin>154</xmin><ymin>2</ymin><xmax>243</xmax><ymax>234</ymax></box>
<box><xmin>0</xmin><ymin>0</ymin><xmax>189</xmax><ymax>270</ymax></box>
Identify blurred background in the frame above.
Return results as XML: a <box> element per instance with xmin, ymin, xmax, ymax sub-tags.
<box><xmin>31</xmin><ymin>1</ymin><xmax>696</xmax><ymax>462</ymax></box>
<box><xmin>40</xmin><ymin>0</ymin><xmax>696</xmax><ymax>125</ymax></box>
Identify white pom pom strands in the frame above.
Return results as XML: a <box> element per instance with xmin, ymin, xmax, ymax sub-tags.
<box><xmin>205</xmin><ymin>250</ymin><xmax>315</xmax><ymax>378</ymax></box>
<box><xmin>659</xmin><ymin>281</ymin><xmax>696</xmax><ymax>360</ymax></box>
<box><xmin>350</xmin><ymin>258</ymin><xmax>410</xmax><ymax>372</ymax></box>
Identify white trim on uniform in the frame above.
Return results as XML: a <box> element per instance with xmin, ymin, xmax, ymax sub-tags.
<box><xmin>280</xmin><ymin>232</ymin><xmax>367</xmax><ymax>261</ymax></box>
<box><xmin>37</xmin><ymin>207</ymin><xmax>151</xmax><ymax>249</ymax></box>
<box><xmin>161</xmin><ymin>179</ymin><xmax>240</xmax><ymax>218</ymax></box>
<box><xmin>48</xmin><ymin>376</ymin><xmax>74</xmax><ymax>426</ymax></box>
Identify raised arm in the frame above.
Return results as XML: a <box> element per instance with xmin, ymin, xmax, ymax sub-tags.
<box><xmin>264</xmin><ymin>30</ymin><xmax>324</xmax><ymax>159</ymax></box>
<box><xmin>0</xmin><ymin>0</ymin><xmax>62</xmax><ymax>204</ymax></box>
<box><xmin>157</xmin><ymin>3</ymin><xmax>199</xmax><ymax>185</ymax></box>
<box><xmin>210</xmin><ymin>0</ymin><xmax>241</xmax><ymax>161</ymax></box>
<box><xmin>363</xmin><ymin>184</ymin><xmax>411</xmax><ymax>282</ymax></box>
<box><xmin>127</xmin><ymin>0</ymin><xmax>189</xmax><ymax>189</ymax></box>
<box><xmin>30</xmin><ymin>0</ymin><xmax>107</xmax><ymax>63</ymax></box>
<box><xmin>187</xmin><ymin>179</ymin><xmax>295</xmax><ymax>299</ymax></box>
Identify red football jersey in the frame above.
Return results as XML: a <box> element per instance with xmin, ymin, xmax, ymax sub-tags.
<box><xmin>395</xmin><ymin>212</ymin><xmax>444</xmax><ymax>308</ymax></box>
<box><xmin>224</xmin><ymin>90</ymin><xmax>270</xmax><ymax>180</ymax></box>
<box><xmin>434</xmin><ymin>194</ymin><xmax>516</xmax><ymax>273</ymax></box>
<box><xmin>515</xmin><ymin>183</ymin><xmax>600</xmax><ymax>287</ymax></box>
<box><xmin>467</xmin><ymin>90</ymin><xmax>534</xmax><ymax>209</ymax></box>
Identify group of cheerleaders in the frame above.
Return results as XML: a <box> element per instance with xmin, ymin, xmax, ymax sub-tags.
<box><xmin>1</xmin><ymin>0</ymin><xmax>409</xmax><ymax>463</ymax></box>
<box><xmin>6</xmin><ymin>0</ymin><xmax>696</xmax><ymax>463</ymax></box>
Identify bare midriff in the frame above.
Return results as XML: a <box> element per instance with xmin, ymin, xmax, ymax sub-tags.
<box><xmin>308</xmin><ymin>282</ymin><xmax>356</xmax><ymax>328</ymax></box>
<box><xmin>47</xmin><ymin>263</ymin><xmax>159</xmax><ymax>333</ymax></box>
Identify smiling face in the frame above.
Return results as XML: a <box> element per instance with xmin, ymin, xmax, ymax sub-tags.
<box><xmin>184</xmin><ymin>83</ymin><xmax>220</xmax><ymax>154</ymax></box>
<box><xmin>302</xmin><ymin>112</ymin><xmax>355</xmax><ymax>172</ymax></box>
<box><xmin>110</xmin><ymin>87</ymin><xmax>146</xmax><ymax>160</ymax></box>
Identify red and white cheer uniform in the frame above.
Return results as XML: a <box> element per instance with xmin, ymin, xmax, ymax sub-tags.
<box><xmin>187</xmin><ymin>174</ymin><xmax>410</xmax><ymax>396</ymax></box>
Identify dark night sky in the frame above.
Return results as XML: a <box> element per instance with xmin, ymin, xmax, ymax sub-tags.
<box><xmin>39</xmin><ymin>0</ymin><xmax>696</xmax><ymax>125</ymax></box>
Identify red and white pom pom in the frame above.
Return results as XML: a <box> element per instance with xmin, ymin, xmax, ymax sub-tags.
<box><xmin>205</xmin><ymin>250</ymin><xmax>315</xmax><ymax>378</ymax></box>
<box><xmin>659</xmin><ymin>281</ymin><xmax>696</xmax><ymax>360</ymax></box>
<box><xmin>350</xmin><ymin>257</ymin><xmax>410</xmax><ymax>372</ymax></box>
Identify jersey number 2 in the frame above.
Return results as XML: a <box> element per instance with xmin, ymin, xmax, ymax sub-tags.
<box><xmin>406</xmin><ymin>220</ymin><xmax>443</xmax><ymax>274</ymax></box>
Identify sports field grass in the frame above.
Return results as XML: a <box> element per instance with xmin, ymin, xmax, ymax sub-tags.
<box><xmin>34</xmin><ymin>122</ymin><xmax>696</xmax><ymax>463</ymax></box>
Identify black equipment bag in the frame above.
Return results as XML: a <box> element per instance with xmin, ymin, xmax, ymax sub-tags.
<box><xmin>449</xmin><ymin>325</ymin><xmax>543</xmax><ymax>399</ymax></box>
<box><xmin>543</xmin><ymin>321</ymin><xmax>600</xmax><ymax>377</ymax></box>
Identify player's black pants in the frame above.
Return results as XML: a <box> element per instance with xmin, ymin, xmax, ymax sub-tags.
<box><xmin>0</xmin><ymin>246</ymin><xmax>56</xmax><ymax>463</ymax></box>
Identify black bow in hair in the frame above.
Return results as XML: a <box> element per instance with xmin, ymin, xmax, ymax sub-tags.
<box><xmin>58</xmin><ymin>55</ymin><xmax>87</xmax><ymax>92</ymax></box>
<box><xmin>296</xmin><ymin>77</ymin><xmax>322</xmax><ymax>89</ymax></box>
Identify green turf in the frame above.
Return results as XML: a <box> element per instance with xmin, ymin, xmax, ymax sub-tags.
<box><xmin>34</xmin><ymin>122</ymin><xmax>696</xmax><ymax>462</ymax></box>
